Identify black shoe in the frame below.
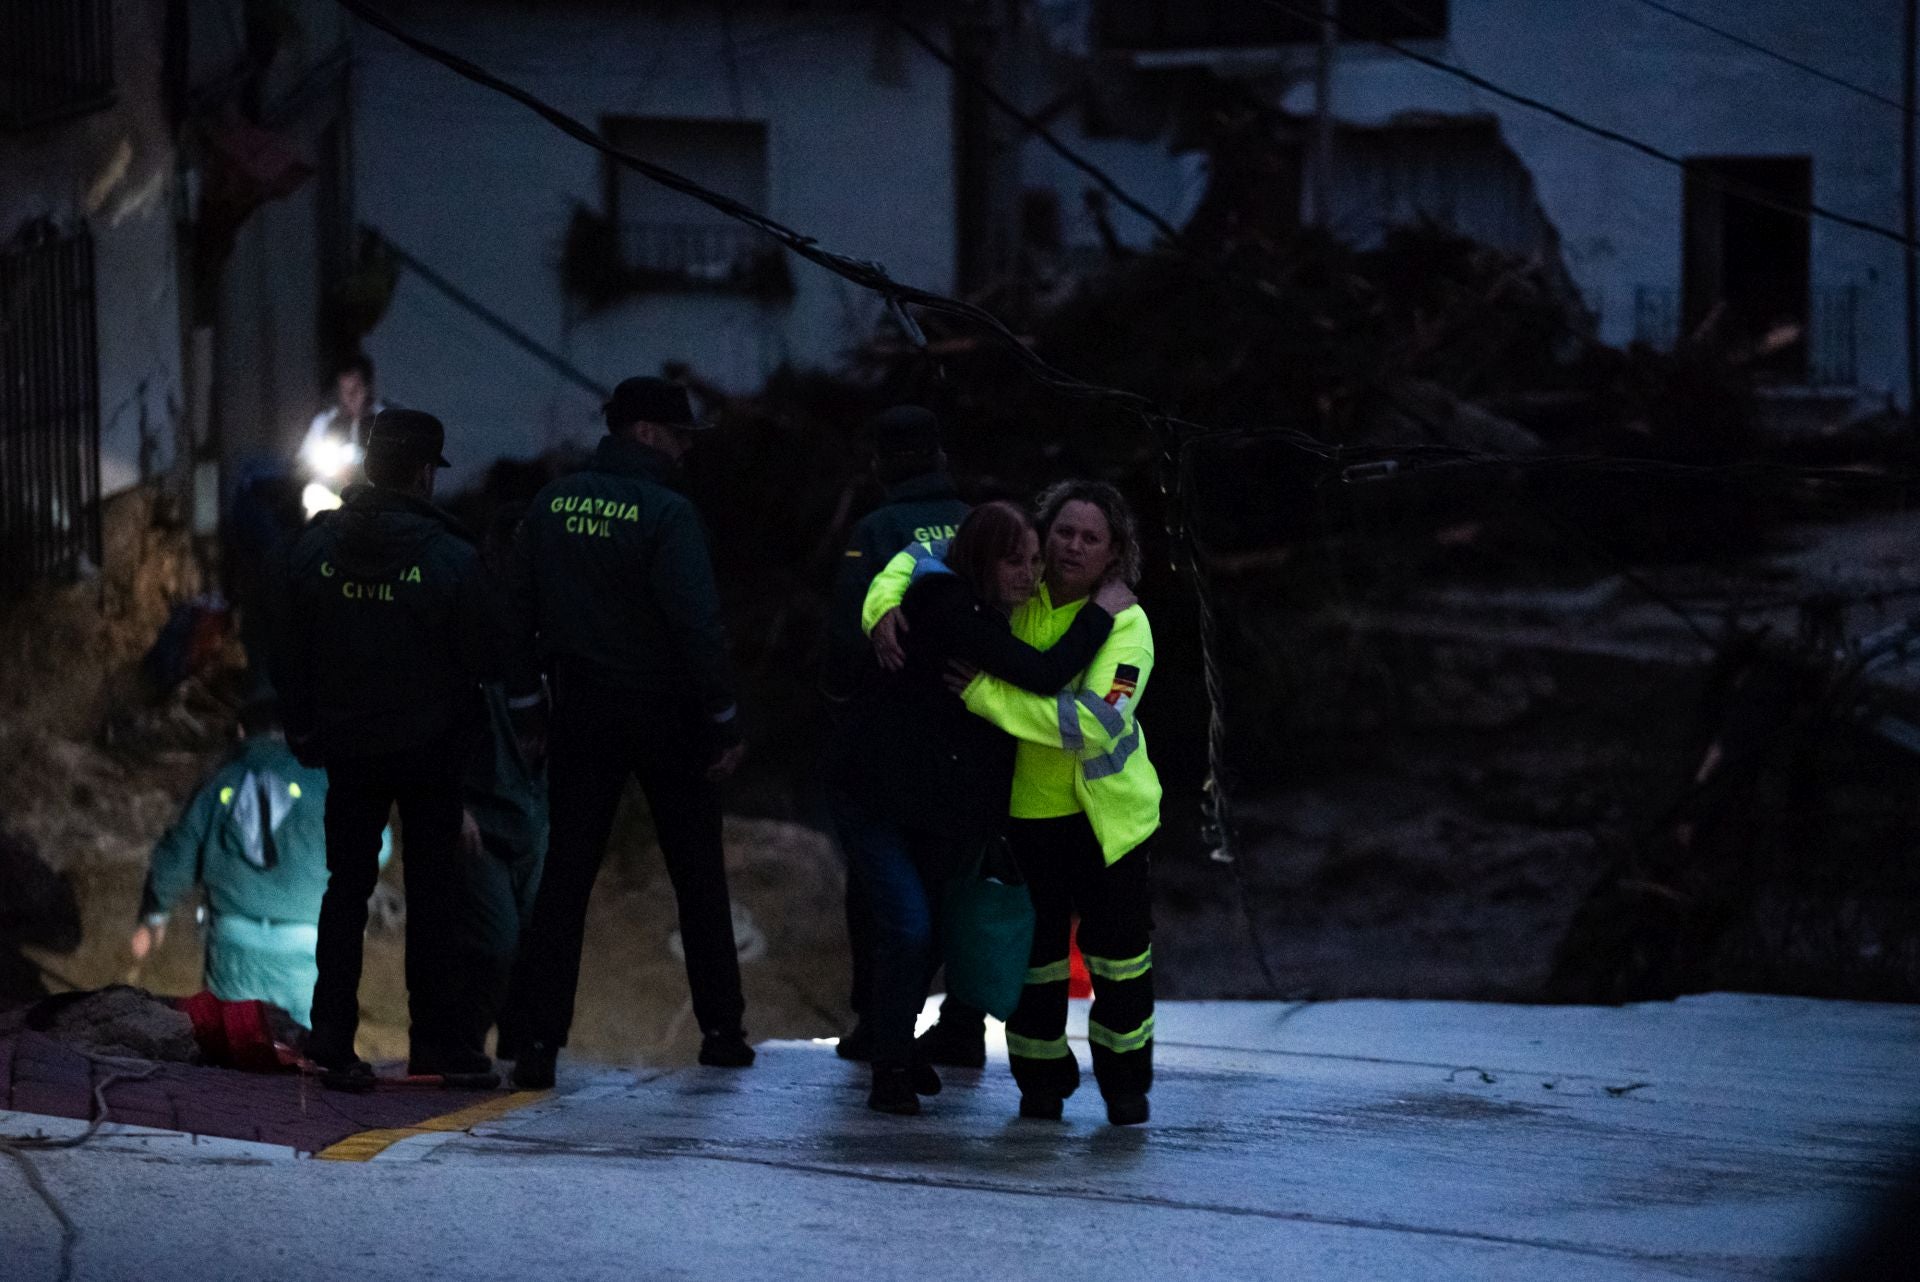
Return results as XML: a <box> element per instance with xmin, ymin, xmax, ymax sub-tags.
<box><xmin>305</xmin><ymin>1044</ymin><xmax>376</xmax><ymax>1090</ymax></box>
<box><xmin>868</xmin><ymin>1066</ymin><xmax>921</xmax><ymax>1116</ymax></box>
<box><xmin>1017</xmin><ymin>1094</ymin><xmax>1064</xmax><ymax>1120</ymax></box>
<box><xmin>1105</xmin><ymin>1094</ymin><xmax>1150</xmax><ymax>1126</ymax></box>
<box><xmin>699</xmin><ymin>1030</ymin><xmax>756</xmax><ymax>1068</ymax></box>
<box><xmin>834</xmin><ymin>1023</ymin><xmax>875</xmax><ymax>1062</ymax></box>
<box><xmin>910</xmin><ymin>1062</ymin><xmax>942</xmax><ymax>1096</ymax></box>
<box><xmin>312</xmin><ymin>1056</ymin><xmax>376</xmax><ymax>1093</ymax></box>
<box><xmin>511</xmin><ymin>1042</ymin><xmax>557</xmax><ymax>1090</ymax></box>
<box><xmin>915</xmin><ymin>1017</ymin><xmax>986</xmax><ymax>1068</ymax></box>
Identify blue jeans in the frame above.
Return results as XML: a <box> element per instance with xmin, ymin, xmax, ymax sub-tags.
<box><xmin>834</xmin><ymin>797</ymin><xmax>964</xmax><ymax>1068</ymax></box>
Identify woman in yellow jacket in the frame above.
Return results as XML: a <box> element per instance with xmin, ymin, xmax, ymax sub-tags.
<box><xmin>866</xmin><ymin>480</ymin><xmax>1161</xmax><ymax>1125</ymax></box>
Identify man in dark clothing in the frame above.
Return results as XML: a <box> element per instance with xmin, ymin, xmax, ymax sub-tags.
<box><xmin>272</xmin><ymin>408</ymin><xmax>502</xmax><ymax>1088</ymax></box>
<box><xmin>461</xmin><ymin>506</ymin><xmax>548</xmax><ymax>1055</ymax></box>
<box><xmin>503</xmin><ymin>376</ymin><xmax>750</xmax><ymax>1089</ymax></box>
<box><xmin>821</xmin><ymin>407</ymin><xmax>983</xmax><ymax>1066</ymax></box>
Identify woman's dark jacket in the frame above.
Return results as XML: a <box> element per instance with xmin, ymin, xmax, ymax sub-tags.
<box><xmin>838</xmin><ymin>568</ymin><xmax>1112</xmax><ymax>847</ymax></box>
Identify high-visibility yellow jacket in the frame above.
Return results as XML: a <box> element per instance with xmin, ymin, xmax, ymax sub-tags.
<box><xmin>863</xmin><ymin>547</ymin><xmax>1162</xmax><ymax>864</ymax></box>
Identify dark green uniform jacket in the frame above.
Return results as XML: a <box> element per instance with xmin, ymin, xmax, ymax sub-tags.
<box><xmin>510</xmin><ymin>435</ymin><xmax>741</xmax><ymax>743</ymax></box>
<box><xmin>463</xmin><ymin>683</ymin><xmax>548</xmax><ymax>855</ymax></box>
<box><xmin>274</xmin><ymin>484</ymin><xmax>499</xmax><ymax>761</ymax></box>
<box><xmin>139</xmin><ymin>737</ymin><xmax>330</xmax><ymax>925</ymax></box>
<box><xmin>821</xmin><ymin>471</ymin><xmax>970</xmax><ymax>705</ymax></box>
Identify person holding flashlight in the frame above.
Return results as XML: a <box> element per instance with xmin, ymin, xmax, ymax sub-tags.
<box><xmin>297</xmin><ymin>352</ymin><xmax>387</xmax><ymax>518</ymax></box>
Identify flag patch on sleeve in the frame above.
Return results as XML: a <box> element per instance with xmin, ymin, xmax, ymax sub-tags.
<box><xmin>1105</xmin><ymin>664</ymin><xmax>1140</xmax><ymax>709</ymax></box>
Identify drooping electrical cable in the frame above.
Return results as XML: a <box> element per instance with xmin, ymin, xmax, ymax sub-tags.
<box><xmin>890</xmin><ymin>16</ymin><xmax>1186</xmax><ymax>246</ymax></box>
<box><xmin>338</xmin><ymin>0</ymin><xmax>1917</xmax><ymax>489</ymax></box>
<box><xmin>1620</xmin><ymin>0</ymin><xmax>1911</xmax><ymax>117</ymax></box>
<box><xmin>334</xmin><ymin>0</ymin><xmax>1151</xmax><ymax>413</ymax></box>
<box><xmin>335</xmin><ymin>0</ymin><xmax>1919</xmax><ymax>968</ymax></box>
<box><xmin>1256</xmin><ymin>0</ymin><xmax>1919</xmax><ymax>250</ymax></box>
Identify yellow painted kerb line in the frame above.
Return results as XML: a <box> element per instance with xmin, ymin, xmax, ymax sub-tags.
<box><xmin>315</xmin><ymin>1090</ymin><xmax>549</xmax><ymax>1162</ymax></box>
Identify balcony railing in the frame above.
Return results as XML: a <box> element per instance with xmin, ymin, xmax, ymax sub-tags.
<box><xmin>0</xmin><ymin>0</ymin><xmax>114</xmax><ymax>132</ymax></box>
<box><xmin>618</xmin><ymin>221</ymin><xmax>769</xmax><ymax>284</ymax></box>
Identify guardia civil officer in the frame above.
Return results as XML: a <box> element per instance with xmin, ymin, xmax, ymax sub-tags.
<box><xmin>272</xmin><ymin>408</ymin><xmax>503</xmax><ymax>1089</ymax></box>
<box><xmin>821</xmin><ymin>406</ymin><xmax>972</xmax><ymax>1063</ymax></box>
<box><xmin>503</xmin><ymin>376</ymin><xmax>751</xmax><ymax>1089</ymax></box>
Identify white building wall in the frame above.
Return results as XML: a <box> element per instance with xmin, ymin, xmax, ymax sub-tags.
<box><xmin>207</xmin><ymin>0</ymin><xmax>355</xmax><ymax>477</ymax></box>
<box><xmin>1022</xmin><ymin>0</ymin><xmax>1907</xmax><ymax>404</ymax></box>
<box><xmin>353</xmin><ymin>2</ymin><xmax>957</xmax><ymax>489</ymax></box>
<box><xmin>0</xmin><ymin>0</ymin><xmax>184</xmax><ymax>498</ymax></box>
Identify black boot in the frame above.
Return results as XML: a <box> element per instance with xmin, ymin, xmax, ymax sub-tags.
<box><xmin>1105</xmin><ymin>1094</ymin><xmax>1150</xmax><ymax>1126</ymax></box>
<box><xmin>511</xmin><ymin>1041</ymin><xmax>557</xmax><ymax>1090</ymax></box>
<box><xmin>910</xmin><ymin>1062</ymin><xmax>942</xmax><ymax>1096</ymax></box>
<box><xmin>1017</xmin><ymin>1093</ymin><xmax>1064</xmax><ymax>1120</ymax></box>
<box><xmin>308</xmin><ymin>1036</ymin><xmax>376</xmax><ymax>1093</ymax></box>
<box><xmin>834</xmin><ymin>1022</ymin><xmax>875</xmax><ymax>1062</ymax></box>
<box><xmin>868</xmin><ymin>1065</ymin><xmax>921</xmax><ymax>1115</ymax></box>
<box><xmin>914</xmin><ymin>1010</ymin><xmax>986</xmax><ymax>1068</ymax></box>
<box><xmin>699</xmin><ymin>1029</ymin><xmax>756</xmax><ymax>1068</ymax></box>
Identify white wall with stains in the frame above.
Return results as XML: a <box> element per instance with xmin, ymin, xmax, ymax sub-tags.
<box><xmin>352</xmin><ymin>2</ymin><xmax>958</xmax><ymax>488</ymax></box>
<box><xmin>1017</xmin><ymin>0</ymin><xmax>1908</xmax><ymax>405</ymax></box>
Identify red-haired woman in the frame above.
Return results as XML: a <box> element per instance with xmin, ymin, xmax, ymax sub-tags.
<box><xmin>836</xmin><ymin>500</ymin><xmax>1133</xmax><ymax>1115</ymax></box>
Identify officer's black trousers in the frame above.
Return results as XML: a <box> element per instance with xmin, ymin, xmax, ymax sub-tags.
<box><xmin>310</xmin><ymin>742</ymin><xmax>495</xmax><ymax>1065</ymax></box>
<box><xmin>508</xmin><ymin>680</ymin><xmax>746</xmax><ymax>1048</ymax></box>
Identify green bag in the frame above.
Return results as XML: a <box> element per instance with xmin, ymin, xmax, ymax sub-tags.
<box><xmin>940</xmin><ymin>836</ymin><xmax>1035</xmax><ymax>1021</ymax></box>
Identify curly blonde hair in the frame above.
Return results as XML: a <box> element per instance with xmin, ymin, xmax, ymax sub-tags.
<box><xmin>1031</xmin><ymin>480</ymin><xmax>1142</xmax><ymax>588</ymax></box>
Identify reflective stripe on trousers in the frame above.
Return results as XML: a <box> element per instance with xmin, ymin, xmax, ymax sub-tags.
<box><xmin>1003</xmin><ymin>815</ymin><xmax>1153</xmax><ymax>1104</ymax></box>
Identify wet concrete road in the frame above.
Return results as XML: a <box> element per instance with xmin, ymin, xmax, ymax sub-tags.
<box><xmin>3</xmin><ymin>994</ymin><xmax>1916</xmax><ymax>1280</ymax></box>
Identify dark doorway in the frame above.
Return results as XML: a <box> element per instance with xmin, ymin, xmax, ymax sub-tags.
<box><xmin>1682</xmin><ymin>156</ymin><xmax>1812</xmax><ymax>382</ymax></box>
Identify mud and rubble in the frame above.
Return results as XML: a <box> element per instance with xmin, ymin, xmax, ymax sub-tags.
<box><xmin>6</xmin><ymin>207</ymin><xmax>1917</xmax><ymax>1063</ymax></box>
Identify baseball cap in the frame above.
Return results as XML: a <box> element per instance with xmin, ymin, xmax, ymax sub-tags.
<box><xmin>365</xmin><ymin>408</ymin><xmax>451</xmax><ymax>468</ymax></box>
<box><xmin>604</xmin><ymin>377</ymin><xmax>700</xmax><ymax>431</ymax></box>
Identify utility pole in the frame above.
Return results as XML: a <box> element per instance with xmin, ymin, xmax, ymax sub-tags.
<box><xmin>1904</xmin><ymin>0</ymin><xmax>1917</xmax><ymax>428</ymax></box>
<box><xmin>1312</xmin><ymin>0</ymin><xmax>1335</xmax><ymax>227</ymax></box>
<box><xmin>951</xmin><ymin>2</ymin><xmax>999</xmax><ymax>294</ymax></box>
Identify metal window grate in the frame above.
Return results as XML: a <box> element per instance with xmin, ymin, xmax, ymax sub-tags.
<box><xmin>617</xmin><ymin>220</ymin><xmax>779</xmax><ymax>289</ymax></box>
<box><xmin>0</xmin><ymin>224</ymin><xmax>102</xmax><ymax>594</ymax></box>
<box><xmin>0</xmin><ymin>0</ymin><xmax>115</xmax><ymax>132</ymax></box>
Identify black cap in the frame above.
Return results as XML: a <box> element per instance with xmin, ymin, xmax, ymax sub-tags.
<box><xmin>869</xmin><ymin>405</ymin><xmax>940</xmax><ymax>456</ymax></box>
<box><xmin>365</xmin><ymin>408</ymin><xmax>451</xmax><ymax>468</ymax></box>
<box><xmin>604</xmin><ymin>376</ymin><xmax>699</xmax><ymax>432</ymax></box>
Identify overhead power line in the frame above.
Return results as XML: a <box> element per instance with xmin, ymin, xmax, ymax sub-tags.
<box><xmin>890</xmin><ymin>16</ymin><xmax>1185</xmax><ymax>245</ymax></box>
<box><xmin>337</xmin><ymin>0</ymin><xmax>1919</xmax><ymax>496</ymax></box>
<box><xmin>334</xmin><ymin>0</ymin><xmax>1149</xmax><ymax>415</ymax></box>
<box><xmin>367</xmin><ymin>228</ymin><xmax>611</xmax><ymax>398</ymax></box>
<box><xmin>1256</xmin><ymin>0</ymin><xmax>1918</xmax><ymax>250</ymax></box>
<box><xmin>1621</xmin><ymin>0</ymin><xmax>1910</xmax><ymax>117</ymax></box>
